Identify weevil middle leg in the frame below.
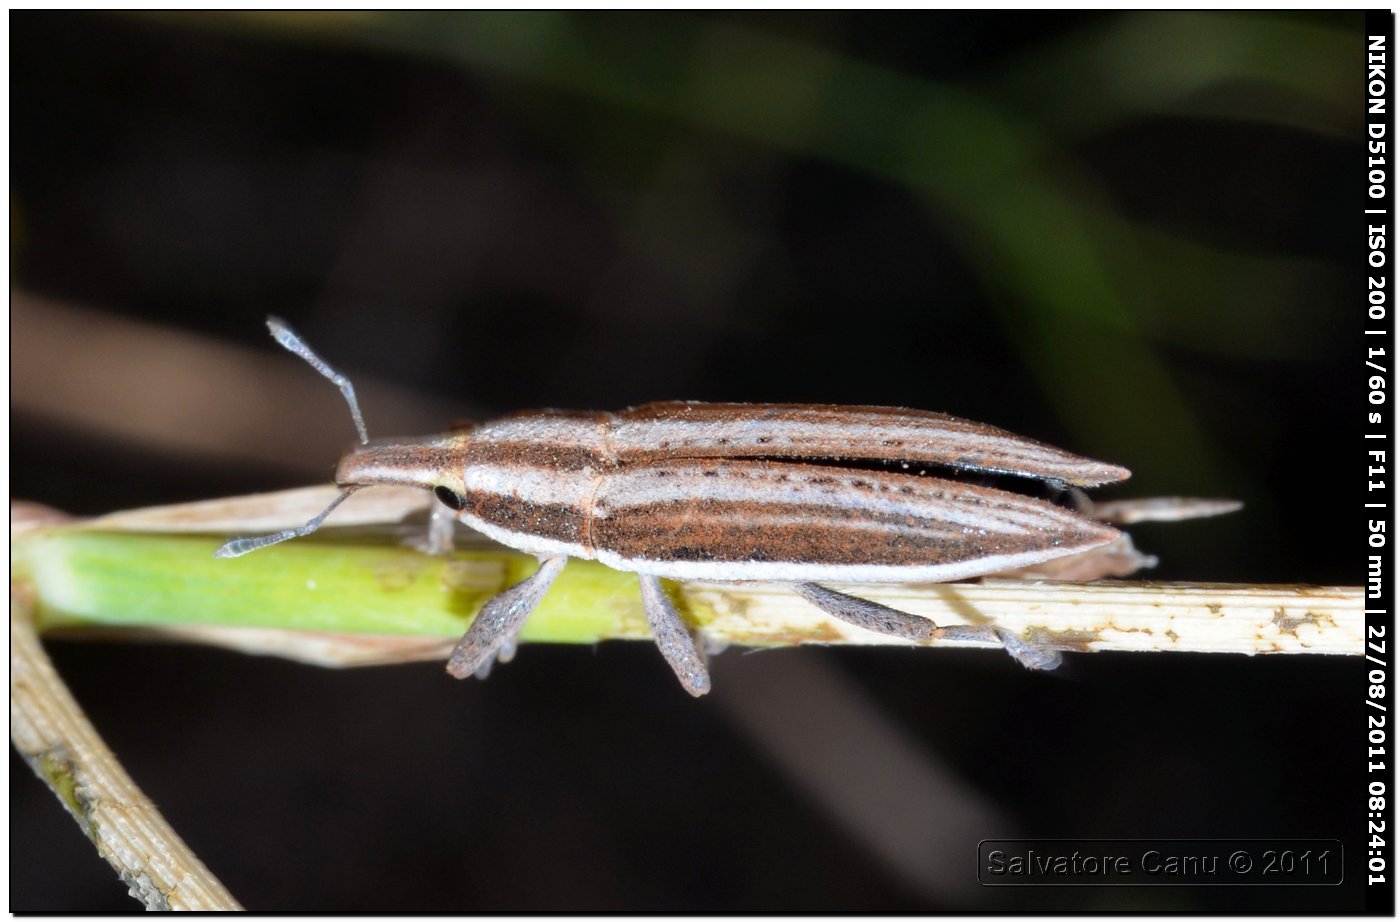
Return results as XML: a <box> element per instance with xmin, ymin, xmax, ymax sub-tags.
<box><xmin>793</xmin><ymin>583</ymin><xmax>1062</xmax><ymax>671</ymax></box>
<box><xmin>638</xmin><ymin>575</ymin><xmax>711</xmax><ymax>697</ymax></box>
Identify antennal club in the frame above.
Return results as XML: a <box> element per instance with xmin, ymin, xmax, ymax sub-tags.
<box><xmin>266</xmin><ymin>316</ymin><xmax>369</xmax><ymax>445</ymax></box>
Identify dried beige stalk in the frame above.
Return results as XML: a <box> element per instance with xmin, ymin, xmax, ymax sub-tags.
<box><xmin>10</xmin><ymin>596</ymin><xmax>242</xmax><ymax>910</ymax></box>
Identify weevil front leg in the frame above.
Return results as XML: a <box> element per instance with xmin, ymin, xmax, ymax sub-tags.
<box><xmin>446</xmin><ymin>556</ymin><xmax>567</xmax><ymax>679</ymax></box>
<box><xmin>792</xmin><ymin>583</ymin><xmax>1062</xmax><ymax>671</ymax></box>
<box><xmin>638</xmin><ymin>576</ymin><xmax>711</xmax><ymax>697</ymax></box>
<box><xmin>415</xmin><ymin>507</ymin><xmax>517</xmax><ymax>677</ymax></box>
<box><xmin>471</xmin><ymin>636</ymin><xmax>520</xmax><ymax>681</ymax></box>
<box><xmin>398</xmin><ymin>501</ymin><xmax>463</xmax><ymax>561</ymax></box>
<box><xmin>422</xmin><ymin>503</ymin><xmax>459</xmax><ymax>555</ymax></box>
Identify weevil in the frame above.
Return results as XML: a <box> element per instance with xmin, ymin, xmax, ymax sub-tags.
<box><xmin>217</xmin><ymin>318</ymin><xmax>1132</xmax><ymax>696</ymax></box>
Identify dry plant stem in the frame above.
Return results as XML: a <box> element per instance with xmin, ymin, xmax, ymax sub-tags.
<box><xmin>10</xmin><ymin>596</ymin><xmax>242</xmax><ymax>910</ymax></box>
<box><xmin>687</xmin><ymin>579</ymin><xmax>1361</xmax><ymax>658</ymax></box>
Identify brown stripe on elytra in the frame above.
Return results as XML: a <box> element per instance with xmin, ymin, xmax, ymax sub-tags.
<box><xmin>622</xmin><ymin>402</ymin><xmax>944</xmax><ymax>422</ymax></box>
<box><xmin>611</xmin><ymin>402</ymin><xmax>1128</xmax><ymax>486</ymax></box>
<box><xmin>465</xmin><ymin>439</ymin><xmax>610</xmax><ymax>473</ymax></box>
<box><xmin>462</xmin><ymin>491</ymin><xmax>590</xmax><ymax>547</ymax></box>
<box><xmin>494</xmin><ymin>407</ymin><xmax>610</xmax><ymax>423</ymax></box>
<box><xmin>590</xmin><ymin>498</ymin><xmax>1101</xmax><ymax>567</ymax></box>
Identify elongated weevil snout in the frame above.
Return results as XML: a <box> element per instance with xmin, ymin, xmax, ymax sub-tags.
<box><xmin>333</xmin><ymin>436</ymin><xmax>469</xmax><ymax>498</ymax></box>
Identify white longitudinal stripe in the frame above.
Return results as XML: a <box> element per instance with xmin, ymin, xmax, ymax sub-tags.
<box><xmin>346</xmin><ymin>460</ymin><xmax>446</xmax><ymax>490</ymax></box>
<box><xmin>462</xmin><ymin>463</ymin><xmax>601</xmax><ymax>510</ymax></box>
<box><xmin>475</xmin><ymin>416</ymin><xmax>610</xmax><ymax>453</ymax></box>
<box><xmin>596</xmin><ymin>545</ymin><xmax>1090</xmax><ymax>583</ymax></box>
<box><xmin>609</xmin><ymin>414</ymin><xmax>1093</xmax><ymax>475</ymax></box>
<box><xmin>594</xmin><ymin>467</ymin><xmax>1065</xmax><ymax>534</ymax></box>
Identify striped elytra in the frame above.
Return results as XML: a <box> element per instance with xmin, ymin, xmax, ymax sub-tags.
<box><xmin>333</xmin><ymin>402</ymin><xmax>1126</xmax><ymax>583</ymax></box>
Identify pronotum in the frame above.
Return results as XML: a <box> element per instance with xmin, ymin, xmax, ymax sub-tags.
<box><xmin>218</xmin><ymin>318</ymin><xmax>1133</xmax><ymax>696</ymax></box>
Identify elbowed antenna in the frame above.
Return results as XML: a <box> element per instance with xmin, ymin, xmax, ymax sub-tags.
<box><xmin>266</xmin><ymin>316</ymin><xmax>369</xmax><ymax>445</ymax></box>
<box><xmin>214</xmin><ymin>318</ymin><xmax>372</xmax><ymax>558</ymax></box>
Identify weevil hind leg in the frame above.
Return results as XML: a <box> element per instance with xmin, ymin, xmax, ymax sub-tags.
<box><xmin>793</xmin><ymin>583</ymin><xmax>1062</xmax><ymax>671</ymax></box>
<box><xmin>446</xmin><ymin>556</ymin><xmax>567</xmax><ymax>680</ymax></box>
<box><xmin>792</xmin><ymin>583</ymin><xmax>936</xmax><ymax>642</ymax></box>
<box><xmin>638</xmin><ymin>575</ymin><xmax>711</xmax><ymax>697</ymax></box>
<box><xmin>935</xmin><ymin>624</ymin><xmax>1064</xmax><ymax>670</ymax></box>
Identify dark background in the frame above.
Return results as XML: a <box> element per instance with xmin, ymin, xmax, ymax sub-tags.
<box><xmin>11</xmin><ymin>11</ymin><xmax>1366</xmax><ymax>911</ymax></box>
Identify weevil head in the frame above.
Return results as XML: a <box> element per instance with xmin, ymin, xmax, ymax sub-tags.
<box><xmin>334</xmin><ymin>433</ymin><xmax>472</xmax><ymax>509</ymax></box>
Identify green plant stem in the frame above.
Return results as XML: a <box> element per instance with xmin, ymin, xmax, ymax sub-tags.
<box><xmin>16</xmin><ymin>530</ymin><xmax>651</xmax><ymax>644</ymax></box>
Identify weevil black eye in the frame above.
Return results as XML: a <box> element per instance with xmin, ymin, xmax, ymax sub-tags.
<box><xmin>434</xmin><ymin>486</ymin><xmax>466</xmax><ymax>511</ymax></box>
